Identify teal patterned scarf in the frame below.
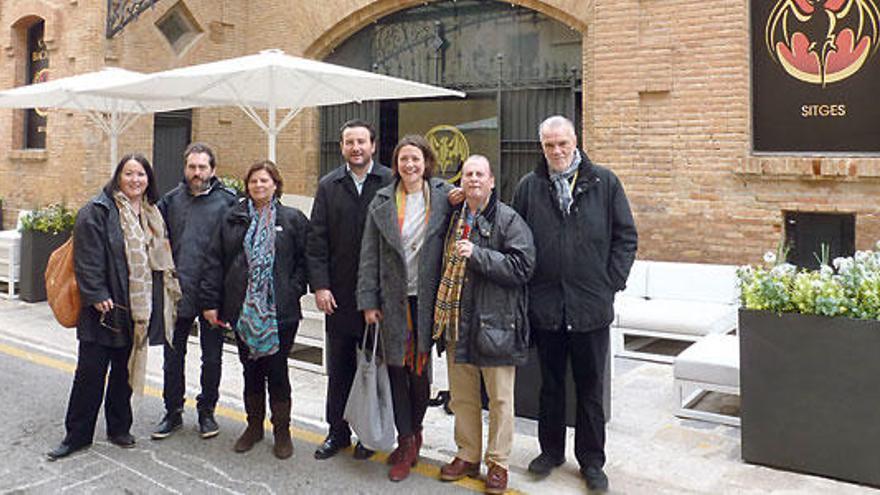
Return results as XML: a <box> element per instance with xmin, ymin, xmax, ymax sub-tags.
<box><xmin>236</xmin><ymin>199</ymin><xmax>279</xmax><ymax>359</ymax></box>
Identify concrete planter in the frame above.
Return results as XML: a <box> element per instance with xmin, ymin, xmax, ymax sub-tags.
<box><xmin>739</xmin><ymin>308</ymin><xmax>880</xmax><ymax>487</ymax></box>
<box><xmin>20</xmin><ymin>230</ymin><xmax>71</xmax><ymax>302</ymax></box>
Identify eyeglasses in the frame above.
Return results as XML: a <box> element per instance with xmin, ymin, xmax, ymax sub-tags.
<box><xmin>100</xmin><ymin>304</ymin><xmax>129</xmax><ymax>334</ymax></box>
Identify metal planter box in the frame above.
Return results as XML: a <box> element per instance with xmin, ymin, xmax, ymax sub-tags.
<box><xmin>20</xmin><ymin>230</ymin><xmax>70</xmax><ymax>302</ymax></box>
<box><xmin>739</xmin><ymin>308</ymin><xmax>880</xmax><ymax>487</ymax></box>
<box><xmin>513</xmin><ymin>344</ymin><xmax>611</xmax><ymax>426</ymax></box>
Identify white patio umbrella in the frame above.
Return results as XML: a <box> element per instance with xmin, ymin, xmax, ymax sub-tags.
<box><xmin>94</xmin><ymin>49</ymin><xmax>466</xmax><ymax>162</ymax></box>
<box><xmin>0</xmin><ymin>68</ymin><xmax>200</xmax><ymax>172</ymax></box>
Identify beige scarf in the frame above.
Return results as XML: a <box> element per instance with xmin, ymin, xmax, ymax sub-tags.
<box><xmin>114</xmin><ymin>191</ymin><xmax>181</xmax><ymax>395</ymax></box>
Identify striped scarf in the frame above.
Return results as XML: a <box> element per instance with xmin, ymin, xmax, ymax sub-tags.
<box><xmin>433</xmin><ymin>205</ymin><xmax>471</xmax><ymax>343</ymax></box>
<box><xmin>395</xmin><ymin>180</ymin><xmax>430</xmax><ymax>375</ymax></box>
<box><xmin>236</xmin><ymin>199</ymin><xmax>279</xmax><ymax>360</ymax></box>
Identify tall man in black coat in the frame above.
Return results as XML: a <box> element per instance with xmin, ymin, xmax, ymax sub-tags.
<box><xmin>512</xmin><ymin>116</ymin><xmax>637</xmax><ymax>493</ymax></box>
<box><xmin>152</xmin><ymin>142</ymin><xmax>237</xmax><ymax>440</ymax></box>
<box><xmin>307</xmin><ymin>119</ymin><xmax>392</xmax><ymax>460</ymax></box>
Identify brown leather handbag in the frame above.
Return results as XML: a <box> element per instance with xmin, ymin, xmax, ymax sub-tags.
<box><xmin>45</xmin><ymin>236</ymin><xmax>81</xmax><ymax>328</ymax></box>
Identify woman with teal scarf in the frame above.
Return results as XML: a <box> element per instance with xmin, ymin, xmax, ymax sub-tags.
<box><xmin>201</xmin><ymin>160</ymin><xmax>309</xmax><ymax>459</ymax></box>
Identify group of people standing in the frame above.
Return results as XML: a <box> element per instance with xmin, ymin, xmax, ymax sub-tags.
<box><xmin>45</xmin><ymin>114</ymin><xmax>637</xmax><ymax>495</ymax></box>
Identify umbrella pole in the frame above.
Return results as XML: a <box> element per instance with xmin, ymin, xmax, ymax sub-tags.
<box><xmin>110</xmin><ymin>134</ymin><xmax>119</xmax><ymax>175</ymax></box>
<box><xmin>268</xmin><ymin>105</ymin><xmax>277</xmax><ymax>163</ymax></box>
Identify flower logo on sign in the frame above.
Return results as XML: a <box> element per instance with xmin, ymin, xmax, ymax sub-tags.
<box><xmin>765</xmin><ymin>0</ymin><xmax>880</xmax><ymax>87</ymax></box>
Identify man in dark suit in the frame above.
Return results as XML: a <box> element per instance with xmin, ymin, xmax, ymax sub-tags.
<box><xmin>307</xmin><ymin>119</ymin><xmax>392</xmax><ymax>460</ymax></box>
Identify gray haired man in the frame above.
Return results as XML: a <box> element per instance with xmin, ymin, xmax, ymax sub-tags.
<box><xmin>512</xmin><ymin>116</ymin><xmax>637</xmax><ymax>493</ymax></box>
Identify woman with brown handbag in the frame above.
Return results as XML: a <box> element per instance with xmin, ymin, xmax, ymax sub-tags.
<box><xmin>47</xmin><ymin>153</ymin><xmax>179</xmax><ymax>460</ymax></box>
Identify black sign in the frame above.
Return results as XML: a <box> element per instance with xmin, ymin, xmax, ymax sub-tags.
<box><xmin>25</xmin><ymin>21</ymin><xmax>48</xmax><ymax>149</ymax></box>
<box><xmin>752</xmin><ymin>0</ymin><xmax>880</xmax><ymax>152</ymax></box>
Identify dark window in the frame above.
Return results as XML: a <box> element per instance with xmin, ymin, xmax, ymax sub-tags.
<box><xmin>25</xmin><ymin>20</ymin><xmax>48</xmax><ymax>149</ymax></box>
<box><xmin>155</xmin><ymin>2</ymin><xmax>201</xmax><ymax>54</ymax></box>
<box><xmin>158</xmin><ymin>13</ymin><xmax>187</xmax><ymax>46</ymax></box>
<box><xmin>784</xmin><ymin>212</ymin><xmax>856</xmax><ymax>270</ymax></box>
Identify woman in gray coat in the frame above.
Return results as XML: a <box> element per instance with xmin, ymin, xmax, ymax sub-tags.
<box><xmin>357</xmin><ymin>135</ymin><xmax>453</xmax><ymax>482</ymax></box>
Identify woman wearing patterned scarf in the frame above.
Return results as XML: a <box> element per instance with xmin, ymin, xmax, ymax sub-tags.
<box><xmin>201</xmin><ymin>160</ymin><xmax>309</xmax><ymax>460</ymax></box>
<box><xmin>357</xmin><ymin>135</ymin><xmax>455</xmax><ymax>481</ymax></box>
<box><xmin>48</xmin><ymin>154</ymin><xmax>180</xmax><ymax>461</ymax></box>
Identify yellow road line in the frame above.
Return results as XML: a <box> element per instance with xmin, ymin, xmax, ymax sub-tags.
<box><xmin>0</xmin><ymin>341</ymin><xmax>523</xmax><ymax>494</ymax></box>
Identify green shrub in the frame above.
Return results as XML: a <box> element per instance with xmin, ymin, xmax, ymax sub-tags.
<box><xmin>21</xmin><ymin>203</ymin><xmax>76</xmax><ymax>234</ymax></box>
<box><xmin>219</xmin><ymin>175</ymin><xmax>245</xmax><ymax>195</ymax></box>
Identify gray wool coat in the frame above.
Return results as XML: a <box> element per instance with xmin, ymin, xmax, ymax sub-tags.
<box><xmin>357</xmin><ymin>178</ymin><xmax>453</xmax><ymax>367</ymax></box>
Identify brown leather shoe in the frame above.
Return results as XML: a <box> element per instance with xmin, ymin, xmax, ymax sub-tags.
<box><xmin>484</xmin><ymin>463</ymin><xmax>508</xmax><ymax>495</ymax></box>
<box><xmin>440</xmin><ymin>457</ymin><xmax>480</xmax><ymax>481</ymax></box>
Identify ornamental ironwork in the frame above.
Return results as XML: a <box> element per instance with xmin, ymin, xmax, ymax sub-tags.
<box><xmin>106</xmin><ymin>0</ymin><xmax>161</xmax><ymax>38</ymax></box>
<box><xmin>328</xmin><ymin>0</ymin><xmax>581</xmax><ymax>91</ymax></box>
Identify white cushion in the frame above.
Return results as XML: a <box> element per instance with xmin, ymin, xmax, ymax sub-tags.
<box><xmin>621</xmin><ymin>260</ymin><xmax>648</xmax><ymax>298</ymax></box>
<box><xmin>646</xmin><ymin>261</ymin><xmax>739</xmax><ymax>304</ymax></box>
<box><xmin>674</xmin><ymin>334</ymin><xmax>740</xmax><ymax>387</ymax></box>
<box><xmin>614</xmin><ymin>298</ymin><xmax>736</xmax><ymax>336</ymax></box>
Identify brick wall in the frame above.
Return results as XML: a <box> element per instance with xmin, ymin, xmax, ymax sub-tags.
<box><xmin>2</xmin><ymin>0</ymin><xmax>879</xmax><ymax>266</ymax></box>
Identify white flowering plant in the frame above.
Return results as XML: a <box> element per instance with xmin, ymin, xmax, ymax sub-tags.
<box><xmin>736</xmin><ymin>241</ymin><xmax>880</xmax><ymax>320</ymax></box>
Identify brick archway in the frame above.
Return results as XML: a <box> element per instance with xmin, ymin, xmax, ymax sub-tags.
<box><xmin>304</xmin><ymin>0</ymin><xmax>589</xmax><ymax>59</ymax></box>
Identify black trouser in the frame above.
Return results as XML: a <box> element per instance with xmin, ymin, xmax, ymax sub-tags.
<box><xmin>387</xmin><ymin>296</ymin><xmax>430</xmax><ymax>437</ymax></box>
<box><xmin>162</xmin><ymin>315</ymin><xmax>224</xmax><ymax>414</ymax></box>
<box><xmin>236</xmin><ymin>322</ymin><xmax>298</xmax><ymax>404</ymax></box>
<box><xmin>324</xmin><ymin>319</ymin><xmax>363</xmax><ymax>440</ymax></box>
<box><xmin>63</xmin><ymin>341</ymin><xmax>133</xmax><ymax>447</ymax></box>
<box><xmin>535</xmin><ymin>326</ymin><xmax>609</xmax><ymax>469</ymax></box>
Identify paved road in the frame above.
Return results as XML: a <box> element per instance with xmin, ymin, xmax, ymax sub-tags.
<box><xmin>0</xmin><ymin>341</ymin><xmax>476</xmax><ymax>494</ymax></box>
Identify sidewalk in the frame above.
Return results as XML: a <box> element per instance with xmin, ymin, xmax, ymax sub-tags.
<box><xmin>0</xmin><ymin>298</ymin><xmax>876</xmax><ymax>494</ymax></box>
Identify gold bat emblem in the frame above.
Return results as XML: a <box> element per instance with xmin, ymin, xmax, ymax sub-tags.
<box><xmin>426</xmin><ymin>124</ymin><xmax>470</xmax><ymax>184</ymax></box>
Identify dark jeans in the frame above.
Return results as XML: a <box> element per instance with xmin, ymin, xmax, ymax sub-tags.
<box><xmin>63</xmin><ymin>341</ymin><xmax>133</xmax><ymax>447</ymax></box>
<box><xmin>162</xmin><ymin>316</ymin><xmax>224</xmax><ymax>414</ymax></box>
<box><xmin>236</xmin><ymin>322</ymin><xmax>298</xmax><ymax>404</ymax></box>
<box><xmin>535</xmin><ymin>327</ymin><xmax>609</xmax><ymax>468</ymax></box>
<box><xmin>386</xmin><ymin>296</ymin><xmax>430</xmax><ymax>437</ymax></box>
<box><xmin>325</xmin><ymin>321</ymin><xmax>363</xmax><ymax>440</ymax></box>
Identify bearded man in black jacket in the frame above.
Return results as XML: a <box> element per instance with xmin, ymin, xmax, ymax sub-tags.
<box><xmin>152</xmin><ymin>142</ymin><xmax>237</xmax><ymax>441</ymax></box>
<box><xmin>512</xmin><ymin>116</ymin><xmax>637</xmax><ymax>493</ymax></box>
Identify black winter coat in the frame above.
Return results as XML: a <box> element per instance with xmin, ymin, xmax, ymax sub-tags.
<box><xmin>200</xmin><ymin>199</ymin><xmax>309</xmax><ymax>337</ymax></box>
<box><xmin>450</xmin><ymin>193</ymin><xmax>535</xmax><ymax>367</ymax></box>
<box><xmin>158</xmin><ymin>177</ymin><xmax>237</xmax><ymax>319</ymax></box>
<box><xmin>306</xmin><ymin>163</ymin><xmax>392</xmax><ymax>335</ymax></box>
<box><xmin>74</xmin><ymin>189</ymin><xmax>166</xmax><ymax>348</ymax></box>
<box><xmin>512</xmin><ymin>152</ymin><xmax>638</xmax><ymax>333</ymax></box>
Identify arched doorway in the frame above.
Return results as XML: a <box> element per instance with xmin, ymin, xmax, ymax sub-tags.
<box><xmin>319</xmin><ymin>0</ymin><xmax>583</xmax><ymax>201</ymax></box>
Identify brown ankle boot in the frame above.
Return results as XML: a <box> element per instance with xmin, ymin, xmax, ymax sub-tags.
<box><xmin>234</xmin><ymin>395</ymin><xmax>265</xmax><ymax>453</ymax></box>
<box><xmin>270</xmin><ymin>399</ymin><xmax>293</xmax><ymax>459</ymax></box>
<box><xmin>388</xmin><ymin>434</ymin><xmax>417</xmax><ymax>482</ymax></box>
<box><xmin>386</xmin><ymin>434</ymin><xmax>407</xmax><ymax>465</ymax></box>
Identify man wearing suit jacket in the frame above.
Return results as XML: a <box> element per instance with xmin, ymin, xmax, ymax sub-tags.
<box><xmin>307</xmin><ymin>119</ymin><xmax>392</xmax><ymax>460</ymax></box>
